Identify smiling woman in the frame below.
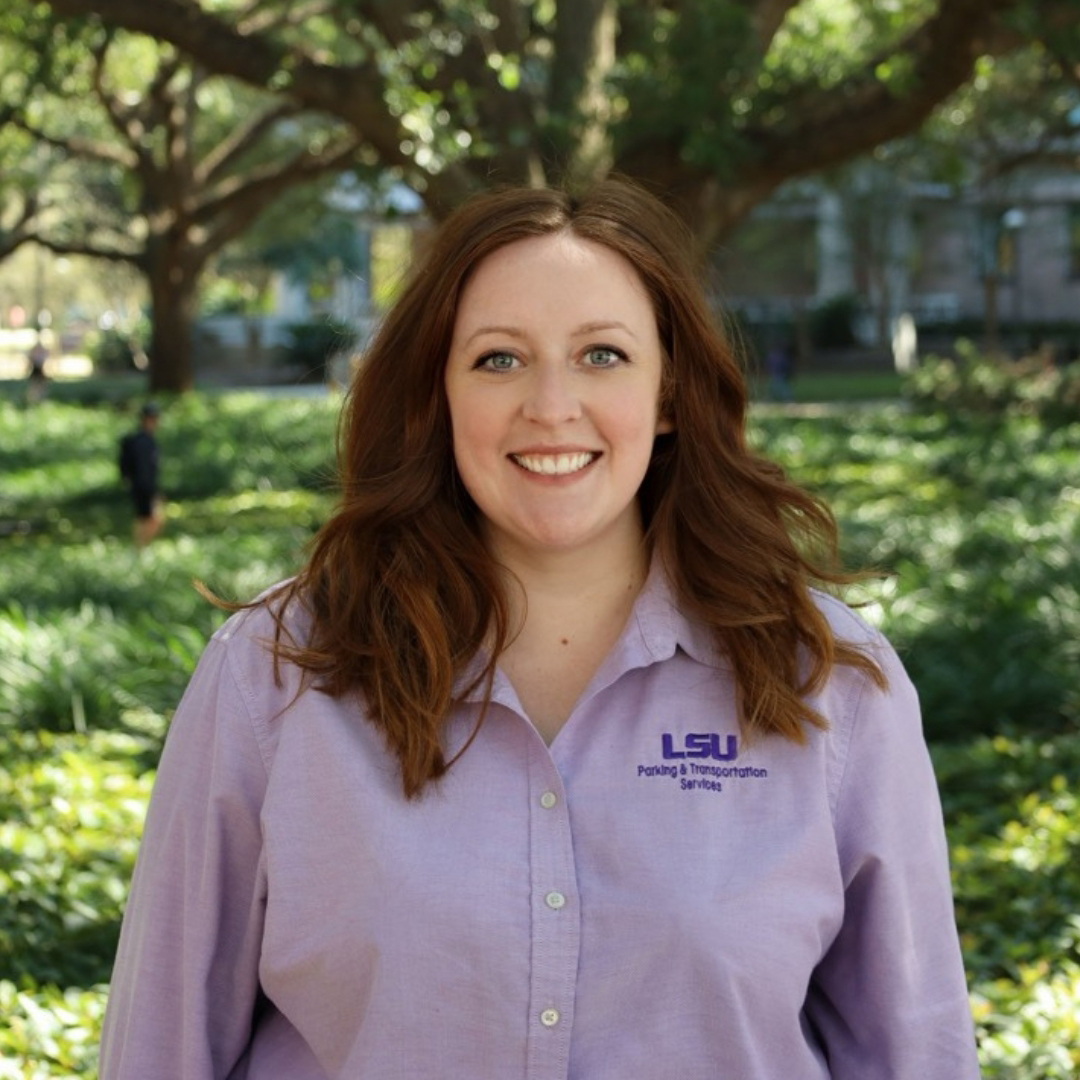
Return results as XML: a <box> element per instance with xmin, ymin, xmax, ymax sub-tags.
<box><xmin>98</xmin><ymin>178</ymin><xmax>981</xmax><ymax>1080</ymax></box>
<box><xmin>444</xmin><ymin>231</ymin><xmax>671</xmax><ymax>571</ymax></box>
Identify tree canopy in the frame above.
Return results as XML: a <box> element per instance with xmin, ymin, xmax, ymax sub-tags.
<box><xmin>0</xmin><ymin>3</ymin><xmax>364</xmax><ymax>389</ymax></box>
<box><xmin>5</xmin><ymin>0</ymin><xmax>1078</xmax><ymax>390</ymax></box>
<box><xmin>34</xmin><ymin>0</ymin><xmax>1080</xmax><ymax>247</ymax></box>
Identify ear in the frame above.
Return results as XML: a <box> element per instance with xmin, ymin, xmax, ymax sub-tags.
<box><xmin>655</xmin><ymin>413</ymin><xmax>675</xmax><ymax>435</ymax></box>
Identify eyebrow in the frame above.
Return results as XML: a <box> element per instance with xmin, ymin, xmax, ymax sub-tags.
<box><xmin>462</xmin><ymin>320</ymin><xmax>638</xmax><ymax>346</ymax></box>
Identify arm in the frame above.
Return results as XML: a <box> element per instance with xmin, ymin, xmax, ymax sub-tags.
<box><xmin>806</xmin><ymin>646</ymin><xmax>981</xmax><ymax>1078</ymax></box>
<box><xmin>99</xmin><ymin>627</ymin><xmax>269</xmax><ymax>1080</ymax></box>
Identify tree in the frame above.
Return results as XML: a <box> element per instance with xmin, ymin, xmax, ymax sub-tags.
<box><xmin>35</xmin><ymin>0</ymin><xmax>1079</xmax><ymax>250</ymax></box>
<box><xmin>0</xmin><ymin>7</ymin><xmax>364</xmax><ymax>391</ymax></box>
<box><xmin>0</xmin><ymin>131</ymin><xmax>45</xmax><ymax>264</ymax></box>
<box><xmin>0</xmin><ymin>22</ymin><xmax>56</xmax><ymax>264</ymax></box>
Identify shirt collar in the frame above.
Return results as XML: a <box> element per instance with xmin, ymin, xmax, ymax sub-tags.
<box><xmin>617</xmin><ymin>557</ymin><xmax>721</xmax><ymax>671</ymax></box>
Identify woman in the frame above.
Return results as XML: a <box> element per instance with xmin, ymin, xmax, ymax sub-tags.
<box><xmin>100</xmin><ymin>179</ymin><xmax>981</xmax><ymax>1078</ymax></box>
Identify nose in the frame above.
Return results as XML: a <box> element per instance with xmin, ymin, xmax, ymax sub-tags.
<box><xmin>521</xmin><ymin>363</ymin><xmax>582</xmax><ymax>425</ymax></box>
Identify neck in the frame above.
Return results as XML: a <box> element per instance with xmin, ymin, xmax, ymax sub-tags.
<box><xmin>486</xmin><ymin>535</ymin><xmax>651</xmax><ymax>743</ymax></box>
<box><xmin>493</xmin><ymin>540</ymin><xmax>650</xmax><ymax>641</ymax></box>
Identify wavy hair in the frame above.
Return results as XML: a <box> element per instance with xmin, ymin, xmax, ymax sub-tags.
<box><xmin>261</xmin><ymin>177</ymin><xmax>885</xmax><ymax>797</ymax></box>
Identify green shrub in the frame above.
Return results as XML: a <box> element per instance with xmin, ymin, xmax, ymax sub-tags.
<box><xmin>905</xmin><ymin>341</ymin><xmax>1080</xmax><ymax>424</ymax></box>
<box><xmin>933</xmin><ymin>734</ymin><xmax>1080</xmax><ymax>1078</ymax></box>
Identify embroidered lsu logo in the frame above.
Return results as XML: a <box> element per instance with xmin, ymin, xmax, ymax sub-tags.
<box><xmin>661</xmin><ymin>733</ymin><xmax>738</xmax><ymax>762</ymax></box>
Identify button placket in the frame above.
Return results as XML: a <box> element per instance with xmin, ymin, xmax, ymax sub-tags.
<box><xmin>526</xmin><ymin>752</ymin><xmax>578</xmax><ymax>1078</ymax></box>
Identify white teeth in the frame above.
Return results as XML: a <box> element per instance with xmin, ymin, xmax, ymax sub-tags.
<box><xmin>512</xmin><ymin>452</ymin><xmax>596</xmax><ymax>476</ymax></box>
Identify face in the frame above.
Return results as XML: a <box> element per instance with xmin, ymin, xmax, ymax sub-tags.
<box><xmin>444</xmin><ymin>231</ymin><xmax>672</xmax><ymax>566</ymax></box>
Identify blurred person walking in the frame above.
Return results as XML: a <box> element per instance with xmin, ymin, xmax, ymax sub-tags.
<box><xmin>118</xmin><ymin>402</ymin><xmax>164</xmax><ymax>547</ymax></box>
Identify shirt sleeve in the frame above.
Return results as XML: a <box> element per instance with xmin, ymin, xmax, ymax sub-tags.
<box><xmin>805</xmin><ymin>643</ymin><xmax>982</xmax><ymax>1079</ymax></box>
<box><xmin>99</xmin><ymin>626</ymin><xmax>269</xmax><ymax>1080</ymax></box>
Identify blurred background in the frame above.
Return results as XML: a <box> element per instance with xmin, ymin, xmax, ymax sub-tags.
<box><xmin>1</xmin><ymin>1</ymin><xmax>1078</xmax><ymax>1075</ymax></box>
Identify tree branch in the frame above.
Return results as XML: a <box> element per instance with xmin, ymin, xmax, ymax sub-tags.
<box><xmin>192</xmin><ymin>136</ymin><xmax>362</xmax><ymax>257</ymax></box>
<box><xmin>489</xmin><ymin>0</ymin><xmax>530</xmax><ymax>55</ymax></box>
<box><xmin>0</xmin><ymin>193</ymin><xmax>42</xmax><ymax>260</ymax></box>
<box><xmin>40</xmin><ymin>0</ymin><xmax>492</xmax><ymax>214</ymax></box>
<box><xmin>43</xmin><ymin>0</ymin><xmax>403</xmax><ymax>157</ymax></box>
<box><xmin>10</xmin><ymin>116</ymin><xmax>138</xmax><ymax>170</ymax></box>
<box><xmin>237</xmin><ymin>0</ymin><xmax>337</xmax><ymax>37</ymax></box>
<box><xmin>195</xmin><ymin>100</ymin><xmax>301</xmax><ymax>186</ymax></box>
<box><xmin>88</xmin><ymin>34</ymin><xmax>149</xmax><ymax>156</ymax></box>
<box><xmin>742</xmin><ymin>0</ymin><xmax>1021</xmax><ymax>188</ymax></box>
<box><xmin>31</xmin><ymin>233</ymin><xmax>144</xmax><ymax>266</ymax></box>
<box><xmin>735</xmin><ymin>0</ymin><xmax>800</xmax><ymax>55</ymax></box>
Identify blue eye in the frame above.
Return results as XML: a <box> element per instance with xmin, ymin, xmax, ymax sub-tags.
<box><xmin>585</xmin><ymin>346</ymin><xmax>626</xmax><ymax>367</ymax></box>
<box><xmin>476</xmin><ymin>351</ymin><xmax>518</xmax><ymax>371</ymax></box>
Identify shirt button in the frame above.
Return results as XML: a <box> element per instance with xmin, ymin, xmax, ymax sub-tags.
<box><xmin>540</xmin><ymin>1008</ymin><xmax>560</xmax><ymax>1027</ymax></box>
<box><xmin>539</xmin><ymin>791</ymin><xmax>557</xmax><ymax>809</ymax></box>
<box><xmin>545</xmin><ymin>891</ymin><xmax>566</xmax><ymax>910</ymax></box>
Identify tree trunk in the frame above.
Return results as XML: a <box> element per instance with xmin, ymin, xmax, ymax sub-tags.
<box><xmin>146</xmin><ymin>251</ymin><xmax>198</xmax><ymax>393</ymax></box>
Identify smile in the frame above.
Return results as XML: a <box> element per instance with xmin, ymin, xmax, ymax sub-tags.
<box><xmin>510</xmin><ymin>452</ymin><xmax>598</xmax><ymax>476</ymax></box>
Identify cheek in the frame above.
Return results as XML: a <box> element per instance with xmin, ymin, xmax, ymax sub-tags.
<box><xmin>608</xmin><ymin>386</ymin><xmax>666</xmax><ymax>444</ymax></box>
<box><xmin>447</xmin><ymin>397</ymin><xmax>500</xmax><ymax>479</ymax></box>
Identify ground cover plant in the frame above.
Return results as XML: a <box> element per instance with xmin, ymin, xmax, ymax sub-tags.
<box><xmin>1</xmin><ymin>383</ymin><xmax>1077</xmax><ymax>1076</ymax></box>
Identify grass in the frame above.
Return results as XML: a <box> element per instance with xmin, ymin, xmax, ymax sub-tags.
<box><xmin>1</xmin><ymin>380</ymin><xmax>1078</xmax><ymax>1076</ymax></box>
<box><xmin>787</xmin><ymin>369</ymin><xmax>904</xmax><ymax>402</ymax></box>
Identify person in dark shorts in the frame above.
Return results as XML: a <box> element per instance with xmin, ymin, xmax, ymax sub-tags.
<box><xmin>119</xmin><ymin>402</ymin><xmax>164</xmax><ymax>547</ymax></box>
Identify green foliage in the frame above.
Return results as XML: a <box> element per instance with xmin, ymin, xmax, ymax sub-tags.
<box><xmin>1</xmin><ymin>390</ymin><xmax>1078</xmax><ymax>1075</ymax></box>
<box><xmin>933</xmin><ymin>735</ymin><xmax>1080</xmax><ymax>1077</ymax></box>
<box><xmin>84</xmin><ymin>326</ymin><xmax>148</xmax><ymax>374</ymax></box>
<box><xmin>0</xmin><ymin>728</ymin><xmax>157</xmax><ymax>986</ymax></box>
<box><xmin>0</xmin><ymin>390</ymin><xmax>339</xmax><ymax>1077</ymax></box>
<box><xmin>755</xmin><ymin>402</ymin><xmax>1080</xmax><ymax>745</ymax></box>
<box><xmin>751</xmin><ymin>397</ymin><xmax>1080</xmax><ymax>1074</ymax></box>
<box><xmin>924</xmin><ymin>42</ymin><xmax>1080</xmax><ymax>175</ymax></box>
<box><xmin>906</xmin><ymin>343</ymin><xmax>1080</xmax><ymax>425</ymax></box>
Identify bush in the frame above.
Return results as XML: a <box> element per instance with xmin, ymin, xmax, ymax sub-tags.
<box><xmin>84</xmin><ymin>320</ymin><xmax>151</xmax><ymax>375</ymax></box>
<box><xmin>905</xmin><ymin>341</ymin><xmax>1080</xmax><ymax>424</ymax></box>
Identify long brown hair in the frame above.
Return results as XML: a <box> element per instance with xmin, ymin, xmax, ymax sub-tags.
<box><xmin>261</xmin><ymin>177</ymin><xmax>884</xmax><ymax>797</ymax></box>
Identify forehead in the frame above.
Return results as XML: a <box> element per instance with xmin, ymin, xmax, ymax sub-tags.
<box><xmin>455</xmin><ymin>232</ymin><xmax>653</xmax><ymax>326</ymax></box>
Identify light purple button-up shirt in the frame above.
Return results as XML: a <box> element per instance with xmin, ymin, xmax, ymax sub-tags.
<box><xmin>99</xmin><ymin>568</ymin><xmax>981</xmax><ymax>1079</ymax></box>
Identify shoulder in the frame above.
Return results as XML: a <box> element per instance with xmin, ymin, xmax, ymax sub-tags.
<box><xmin>810</xmin><ymin>588</ymin><xmax>888</xmax><ymax>652</ymax></box>
<box><xmin>803</xmin><ymin>592</ymin><xmax>927</xmax><ymax>813</ymax></box>
<box><xmin>209</xmin><ymin>580</ymin><xmax>311</xmax><ymax>664</ymax></box>
<box><xmin>195</xmin><ymin>582</ymin><xmax>313</xmax><ymax>745</ymax></box>
<box><xmin>806</xmin><ymin>588</ymin><xmax>914</xmax><ymax>718</ymax></box>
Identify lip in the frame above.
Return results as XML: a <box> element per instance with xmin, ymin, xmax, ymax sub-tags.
<box><xmin>510</xmin><ymin>444</ymin><xmax>599</xmax><ymax>456</ymax></box>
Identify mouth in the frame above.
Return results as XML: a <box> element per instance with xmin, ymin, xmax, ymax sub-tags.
<box><xmin>510</xmin><ymin>451</ymin><xmax>598</xmax><ymax>476</ymax></box>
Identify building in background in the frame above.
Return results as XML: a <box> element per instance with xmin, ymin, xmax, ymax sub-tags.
<box><xmin>714</xmin><ymin>157</ymin><xmax>1080</xmax><ymax>367</ymax></box>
